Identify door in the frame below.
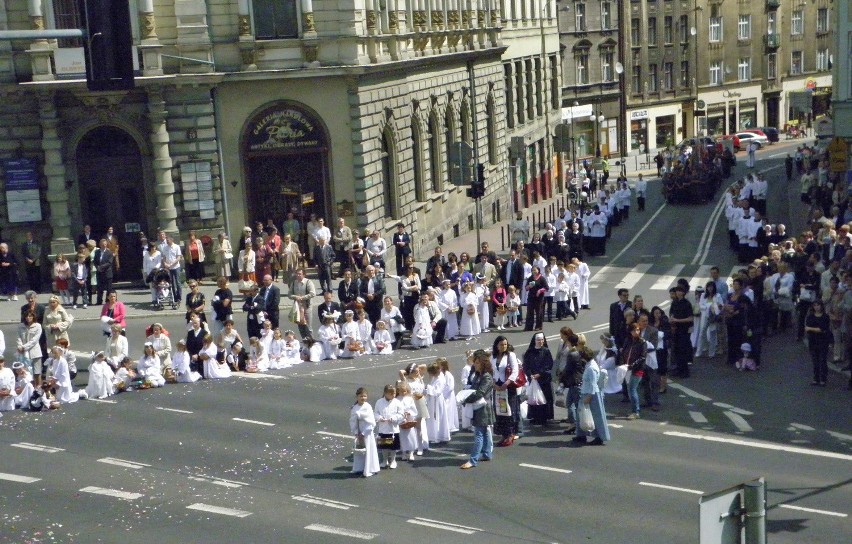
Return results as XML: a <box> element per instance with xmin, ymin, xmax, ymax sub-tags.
<box><xmin>76</xmin><ymin>126</ymin><xmax>148</xmax><ymax>281</ymax></box>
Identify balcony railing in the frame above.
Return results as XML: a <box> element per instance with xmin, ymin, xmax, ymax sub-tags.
<box><xmin>764</xmin><ymin>34</ymin><xmax>780</xmax><ymax>48</ymax></box>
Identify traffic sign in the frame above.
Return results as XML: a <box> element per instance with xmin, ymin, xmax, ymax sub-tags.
<box><xmin>449</xmin><ymin>141</ymin><xmax>474</xmax><ymax>186</ymax></box>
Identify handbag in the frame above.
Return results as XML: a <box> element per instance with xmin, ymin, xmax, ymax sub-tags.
<box><xmin>238</xmin><ymin>279</ymin><xmax>256</xmax><ymax>291</ymax></box>
<box><xmin>579</xmin><ymin>404</ymin><xmax>595</xmax><ymax>432</ymax></box>
<box><xmin>288</xmin><ymin>303</ymin><xmax>300</xmax><ymax>324</ymax></box>
<box><xmin>526</xmin><ymin>379</ymin><xmax>546</xmax><ymax>406</ymax></box>
<box><xmin>495</xmin><ymin>388</ymin><xmax>511</xmax><ymax>416</ymax></box>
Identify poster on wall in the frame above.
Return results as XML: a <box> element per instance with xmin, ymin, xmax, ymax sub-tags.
<box><xmin>3</xmin><ymin>158</ymin><xmax>42</xmax><ymax>223</ymax></box>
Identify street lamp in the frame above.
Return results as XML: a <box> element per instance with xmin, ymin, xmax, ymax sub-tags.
<box><xmin>590</xmin><ymin>112</ymin><xmax>605</xmax><ymax>158</ymax></box>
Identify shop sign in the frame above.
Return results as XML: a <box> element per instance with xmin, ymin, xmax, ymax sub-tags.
<box><xmin>630</xmin><ymin>110</ymin><xmax>648</xmax><ymax>120</ymax></box>
<box><xmin>561</xmin><ymin>104</ymin><xmax>593</xmax><ymax>121</ymax></box>
<box><xmin>805</xmin><ymin>78</ymin><xmax>817</xmax><ymax>90</ymax></box>
<box><xmin>828</xmin><ymin>137</ymin><xmax>848</xmax><ymax>173</ymax></box>
<box><xmin>245</xmin><ymin>103</ymin><xmax>326</xmax><ymax>152</ymax></box>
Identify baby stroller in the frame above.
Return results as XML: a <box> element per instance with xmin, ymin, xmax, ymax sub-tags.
<box><xmin>153</xmin><ymin>268</ymin><xmax>178</xmax><ymax>310</ymax></box>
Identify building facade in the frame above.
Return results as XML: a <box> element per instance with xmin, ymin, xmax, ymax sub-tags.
<box><xmin>0</xmin><ymin>0</ymin><xmax>561</xmax><ymax>280</ymax></box>
<box><xmin>832</xmin><ymin>0</ymin><xmax>850</xmax><ymax>173</ymax></box>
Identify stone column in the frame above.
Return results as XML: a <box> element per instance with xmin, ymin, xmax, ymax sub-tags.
<box><xmin>38</xmin><ymin>93</ymin><xmax>74</xmax><ymax>256</ymax></box>
<box><xmin>301</xmin><ymin>0</ymin><xmax>320</xmax><ymax>65</ymax></box>
<box><xmin>27</xmin><ymin>0</ymin><xmax>54</xmax><ymax>81</ymax></box>
<box><xmin>147</xmin><ymin>89</ymin><xmax>179</xmax><ymax>237</ymax></box>
<box><xmin>138</xmin><ymin>0</ymin><xmax>164</xmax><ymax>76</ymax></box>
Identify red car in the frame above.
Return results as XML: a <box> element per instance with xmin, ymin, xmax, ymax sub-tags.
<box><xmin>741</xmin><ymin>129</ymin><xmax>767</xmax><ymax>138</ymax></box>
<box><xmin>719</xmin><ymin>134</ymin><xmax>741</xmax><ymax>152</ymax></box>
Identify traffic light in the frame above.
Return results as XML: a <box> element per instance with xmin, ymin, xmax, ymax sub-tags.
<box><xmin>78</xmin><ymin>0</ymin><xmax>134</xmax><ymax>91</ymax></box>
<box><xmin>467</xmin><ymin>163</ymin><xmax>486</xmax><ymax>199</ymax></box>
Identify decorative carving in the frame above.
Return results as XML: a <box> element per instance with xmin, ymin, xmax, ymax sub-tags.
<box><xmin>490</xmin><ymin>10</ymin><xmax>497</xmax><ymax>26</ymax></box>
<box><xmin>431</xmin><ymin>11</ymin><xmax>444</xmax><ymax>29</ymax></box>
<box><xmin>477</xmin><ymin>10</ymin><xmax>486</xmax><ymax>28</ymax></box>
<box><xmin>31</xmin><ymin>16</ymin><xmax>44</xmax><ymax>30</ymax></box>
<box><xmin>238</xmin><ymin>14</ymin><xmax>251</xmax><ymax>36</ymax></box>
<box><xmin>388</xmin><ymin>11</ymin><xmax>398</xmax><ymax>31</ymax></box>
<box><xmin>463</xmin><ymin>11</ymin><xmax>472</xmax><ymax>28</ymax></box>
<box><xmin>241</xmin><ymin>48</ymin><xmax>257</xmax><ymax>67</ymax></box>
<box><xmin>302</xmin><ymin>42</ymin><xmax>319</xmax><ymax>63</ymax></box>
<box><xmin>140</xmin><ymin>12</ymin><xmax>157</xmax><ymax>39</ymax></box>
<box><xmin>448</xmin><ymin>11</ymin><xmax>460</xmax><ymax>28</ymax></box>
<box><xmin>303</xmin><ymin>12</ymin><xmax>316</xmax><ymax>33</ymax></box>
<box><xmin>413</xmin><ymin>10</ymin><xmax>427</xmax><ymax>29</ymax></box>
<box><xmin>366</xmin><ymin>10</ymin><xmax>377</xmax><ymax>31</ymax></box>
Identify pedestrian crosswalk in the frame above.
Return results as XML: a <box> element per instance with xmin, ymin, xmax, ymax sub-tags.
<box><xmin>589</xmin><ymin>263</ymin><xmax>741</xmax><ymax>293</ymax></box>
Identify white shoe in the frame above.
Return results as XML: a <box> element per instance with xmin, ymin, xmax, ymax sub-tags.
<box><xmin>408</xmin><ymin>452</ymin><xmax>415</xmax><ymax>461</ymax></box>
<box><xmin>78</xmin><ymin>390</ymin><xmax>88</xmax><ymax>400</ymax></box>
<box><xmin>11</xmin><ymin>296</ymin><xmax>17</xmax><ymax>301</ymax></box>
<box><xmin>416</xmin><ymin>450</ymin><xmax>423</xmax><ymax>456</ymax></box>
<box><xmin>389</xmin><ymin>461</ymin><xmax>397</xmax><ymax>469</ymax></box>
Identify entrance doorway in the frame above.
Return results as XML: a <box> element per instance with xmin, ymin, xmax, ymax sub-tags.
<box><xmin>246</xmin><ymin>151</ymin><xmax>328</xmax><ymax>230</ymax></box>
<box><xmin>76</xmin><ymin>126</ymin><xmax>148</xmax><ymax>281</ymax></box>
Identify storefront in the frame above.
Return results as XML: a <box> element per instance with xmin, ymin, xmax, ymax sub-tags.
<box><xmin>630</xmin><ymin>110</ymin><xmax>649</xmax><ymax>152</ymax></box>
<box><xmin>655</xmin><ymin>115</ymin><xmax>676</xmax><ymax>148</ymax></box>
<box><xmin>739</xmin><ymin>99</ymin><xmax>757</xmax><ymax>130</ymax></box>
<box><xmin>706</xmin><ymin>103</ymin><xmax>726</xmax><ymax>136</ymax></box>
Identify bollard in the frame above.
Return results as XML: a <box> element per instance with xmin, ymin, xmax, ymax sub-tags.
<box><xmin>743</xmin><ymin>479</ymin><xmax>766</xmax><ymax>544</ymax></box>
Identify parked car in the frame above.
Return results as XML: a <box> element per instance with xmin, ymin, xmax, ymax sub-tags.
<box><xmin>718</xmin><ymin>134</ymin><xmax>742</xmax><ymax>152</ymax></box>
<box><xmin>735</xmin><ymin>132</ymin><xmax>769</xmax><ymax>149</ymax></box>
<box><xmin>758</xmin><ymin>127</ymin><xmax>780</xmax><ymax>143</ymax></box>
<box><xmin>676</xmin><ymin>137</ymin><xmax>716</xmax><ymax>150</ymax></box>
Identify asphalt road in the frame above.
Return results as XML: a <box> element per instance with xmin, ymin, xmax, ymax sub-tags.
<box><xmin>1</xmin><ymin>139</ymin><xmax>849</xmax><ymax>543</ymax></box>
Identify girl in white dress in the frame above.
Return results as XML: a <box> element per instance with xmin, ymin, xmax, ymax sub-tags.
<box><xmin>439</xmin><ymin>358</ymin><xmax>459</xmax><ymax>433</ymax></box>
<box><xmin>459</xmin><ymin>351</ymin><xmax>475</xmax><ymax>428</ymax></box>
<box><xmin>520</xmin><ymin>256</ymin><xmax>532</xmax><ymax>306</ymax></box>
<box><xmin>173</xmin><ymin>340</ymin><xmax>201</xmax><ymax>383</ymax></box>
<box><xmin>372</xmin><ymin>320</ymin><xmax>394</xmax><ymax>354</ymax></box>
<box><xmin>380</xmin><ymin>296</ymin><xmax>406</xmax><ymax>348</ymax></box>
<box><xmin>339</xmin><ymin>310</ymin><xmax>363</xmax><ymax>358</ymax></box>
<box><xmin>317</xmin><ymin>315</ymin><xmax>341</xmax><ymax>360</ymax></box>
<box><xmin>356</xmin><ymin>310</ymin><xmax>374</xmax><ymax>354</ymax></box>
<box><xmin>12</xmin><ymin>362</ymin><xmax>34</xmax><ymax>409</ymax></box>
<box><xmin>249</xmin><ymin>337</ymin><xmax>270</xmax><ymax>372</ymax></box>
<box><xmin>259</xmin><ymin>321</ymin><xmax>274</xmax><ymax>359</ymax></box>
<box><xmin>349</xmin><ymin>387</ymin><xmax>380</xmax><ymax>477</ymax></box>
<box><xmin>396</xmin><ymin>382</ymin><xmax>419</xmax><ymax>461</ymax></box>
<box><xmin>373</xmin><ymin>383</ymin><xmax>405</xmax><ymax>469</ymax></box>
<box><xmin>695</xmin><ymin>281</ymin><xmax>724</xmax><ymax>357</ymax></box>
<box><xmin>281</xmin><ymin>330</ymin><xmax>302</xmax><ymax>366</ymax></box>
<box><xmin>410</xmin><ymin>296</ymin><xmax>435</xmax><ymax>349</ymax></box>
<box><xmin>425</xmin><ymin>362</ymin><xmax>451</xmax><ymax>443</ymax></box>
<box><xmin>268</xmin><ymin>329</ymin><xmax>285</xmax><ymax>369</ymax></box>
<box><xmin>45</xmin><ymin>346</ymin><xmax>86</xmax><ymax>403</ymax></box>
<box><xmin>506</xmin><ymin>286</ymin><xmax>521</xmax><ymax>328</ymax></box>
<box><xmin>399</xmin><ymin>362</ymin><xmax>430</xmax><ymax>454</ymax></box>
<box><xmin>475</xmin><ymin>276</ymin><xmax>491</xmax><ymax>333</ymax></box>
<box><xmin>459</xmin><ymin>282</ymin><xmax>481</xmax><ymax>337</ymax></box>
<box><xmin>137</xmin><ymin>343</ymin><xmax>165</xmax><ymax>387</ymax></box>
<box><xmin>201</xmin><ymin>336</ymin><xmax>232</xmax><ymax>379</ymax></box>
<box><xmin>565</xmin><ymin>263</ymin><xmax>581</xmax><ymax>317</ymax></box>
<box><xmin>436</xmin><ymin>279</ymin><xmax>460</xmax><ymax>341</ymax></box>
<box><xmin>114</xmin><ymin>357</ymin><xmax>137</xmax><ymax>391</ymax></box>
<box><xmin>302</xmin><ymin>338</ymin><xmax>324</xmax><ymax>362</ymax></box>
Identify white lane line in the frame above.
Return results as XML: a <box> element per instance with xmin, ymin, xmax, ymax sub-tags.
<box><xmin>292</xmin><ymin>494</ymin><xmax>359</xmax><ymax>510</ymax></box>
<box><xmin>615</xmin><ymin>263</ymin><xmax>654</xmax><ymax>290</ymax></box>
<box><xmin>97</xmin><ymin>457</ymin><xmax>151</xmax><ymax>469</ymax></box>
<box><xmin>407</xmin><ymin>517</ymin><xmax>483</xmax><ymax>535</ymax></box>
<box><xmin>589</xmin><ymin>266</ymin><xmax>633</xmax><ymax>289</ymax></box>
<box><xmin>316</xmin><ymin>431</ymin><xmax>352</xmax><ymax>440</ymax></box>
<box><xmin>310</xmin><ymin>366</ymin><xmax>357</xmax><ymax>375</ymax></box>
<box><xmin>608</xmin><ymin>423</ymin><xmax>624</xmax><ymax>428</ymax></box>
<box><xmin>187</xmin><ymin>475</ymin><xmax>247</xmax><ymax>489</ymax></box>
<box><xmin>695</xmin><ymin>191</ymin><xmax>730</xmax><ymax>265</ymax></box>
<box><xmin>156</xmin><ymin>407</ymin><xmax>194</xmax><ymax>414</ymax></box>
<box><xmin>79</xmin><ymin>486</ymin><xmax>143</xmax><ymax>500</ymax></box>
<box><xmin>713</xmin><ymin>402</ymin><xmax>753</xmax><ymax>416</ymax></box>
<box><xmin>86</xmin><ymin>398</ymin><xmax>117</xmax><ymax>404</ymax></box>
<box><xmin>639</xmin><ymin>481</ymin><xmax>704</xmax><ymax>495</ymax></box>
<box><xmin>232</xmin><ymin>417</ymin><xmax>275</xmax><ymax>426</ymax></box>
<box><xmin>691</xmin><ymin>188</ymin><xmax>729</xmax><ymax>265</ymax></box>
<box><xmin>428</xmin><ymin>447</ymin><xmax>469</xmax><ymax>458</ymax></box>
<box><xmin>723</xmin><ymin>411</ymin><xmax>753</xmax><ymax>432</ymax></box>
<box><xmin>187</xmin><ymin>503</ymin><xmax>252</xmax><ymax>518</ymax></box>
<box><xmin>826</xmin><ymin>430</ymin><xmax>852</xmax><ymax>442</ymax></box>
<box><xmin>769</xmin><ymin>152</ymin><xmax>786</xmax><ymax>158</ymax></box>
<box><xmin>0</xmin><ymin>472</ymin><xmax>41</xmax><ymax>483</ymax></box>
<box><xmin>790</xmin><ymin>423</ymin><xmax>815</xmax><ymax>431</ymax></box>
<box><xmin>689</xmin><ymin>411</ymin><xmax>709</xmax><ymax>423</ymax></box>
<box><xmin>664</xmin><ymin>431</ymin><xmax>852</xmax><ymax>461</ymax></box>
<box><xmin>305</xmin><ymin>524</ymin><xmax>376</xmax><ymax>540</ymax></box>
<box><xmin>650</xmin><ymin>264</ymin><xmax>686</xmax><ymax>290</ymax></box>
<box><xmin>232</xmin><ymin>372</ymin><xmax>285</xmax><ymax>379</ymax></box>
<box><xmin>519</xmin><ymin>463</ymin><xmax>573</xmax><ymax>475</ymax></box>
<box><xmin>11</xmin><ymin>442</ymin><xmax>65</xmax><ymax>453</ymax></box>
<box><xmin>778</xmin><ymin>504</ymin><xmax>848</xmax><ymax>518</ymax></box>
<box><xmin>668</xmin><ymin>382</ymin><xmax>712</xmax><ymax>402</ymax></box>
<box><xmin>688</xmin><ymin>265</ymin><xmax>713</xmax><ymax>291</ymax></box>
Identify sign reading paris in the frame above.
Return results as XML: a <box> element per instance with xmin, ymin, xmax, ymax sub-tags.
<box><xmin>245</xmin><ymin>102</ymin><xmax>327</xmax><ymax>152</ymax></box>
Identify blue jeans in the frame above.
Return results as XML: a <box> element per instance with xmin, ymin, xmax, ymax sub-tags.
<box><xmin>168</xmin><ymin>268</ymin><xmax>182</xmax><ymax>301</ymax></box>
<box><xmin>566</xmin><ymin>386</ymin><xmax>581</xmax><ymax>425</ymax></box>
<box><xmin>469</xmin><ymin>425</ymin><xmax>493</xmax><ymax>466</ymax></box>
<box><xmin>628</xmin><ymin>374</ymin><xmax>642</xmax><ymax>415</ymax></box>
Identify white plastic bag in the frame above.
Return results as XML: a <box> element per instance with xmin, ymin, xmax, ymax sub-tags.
<box><xmin>579</xmin><ymin>404</ymin><xmax>595</xmax><ymax>432</ymax></box>
<box><xmin>527</xmin><ymin>379</ymin><xmax>546</xmax><ymax>406</ymax></box>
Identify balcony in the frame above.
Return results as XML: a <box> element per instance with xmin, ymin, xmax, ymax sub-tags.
<box><xmin>764</xmin><ymin>34</ymin><xmax>780</xmax><ymax>49</ymax></box>
<box><xmin>766</xmin><ymin>0</ymin><xmax>780</xmax><ymax>9</ymax></box>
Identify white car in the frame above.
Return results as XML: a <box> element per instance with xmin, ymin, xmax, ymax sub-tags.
<box><xmin>735</xmin><ymin>132</ymin><xmax>769</xmax><ymax>149</ymax></box>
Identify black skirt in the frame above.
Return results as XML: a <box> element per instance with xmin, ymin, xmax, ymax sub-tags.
<box><xmin>376</xmin><ymin>433</ymin><xmax>400</xmax><ymax>450</ymax></box>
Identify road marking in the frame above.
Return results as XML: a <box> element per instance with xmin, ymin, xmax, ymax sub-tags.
<box><xmin>692</xmin><ymin>187</ymin><xmax>729</xmax><ymax>265</ymax></box>
<box><xmin>689</xmin><ymin>411</ymin><xmax>709</xmax><ymax>423</ymax></box>
<box><xmin>609</xmin><ymin>423</ymin><xmax>624</xmax><ymax>428</ymax></box>
<box><xmin>713</xmin><ymin>402</ymin><xmax>753</xmax><ymax>416</ymax></box>
<box><xmin>428</xmin><ymin>447</ymin><xmax>468</xmax><ymax>458</ymax></box>
<box><xmin>826</xmin><ymin>430</ymin><xmax>852</xmax><ymax>442</ymax></box>
<box><xmin>778</xmin><ymin>504</ymin><xmax>848</xmax><ymax>517</ymax></box>
<box><xmin>790</xmin><ymin>423</ymin><xmax>815</xmax><ymax>431</ymax></box>
<box><xmin>97</xmin><ymin>457</ymin><xmax>151</xmax><ymax>469</ymax></box>
<box><xmin>519</xmin><ymin>463</ymin><xmax>573</xmax><ymax>475</ymax></box>
<box><xmin>407</xmin><ymin>517</ymin><xmax>483</xmax><ymax>535</ymax></box>
<box><xmin>769</xmin><ymin>152</ymin><xmax>786</xmax><ymax>158</ymax></box>
<box><xmin>310</xmin><ymin>366</ymin><xmax>357</xmax><ymax>375</ymax></box>
<box><xmin>79</xmin><ymin>486</ymin><xmax>143</xmax><ymax>500</ymax></box>
<box><xmin>292</xmin><ymin>494</ymin><xmax>359</xmax><ymax>510</ymax></box>
<box><xmin>156</xmin><ymin>407</ymin><xmax>194</xmax><ymax>414</ymax></box>
<box><xmin>86</xmin><ymin>398</ymin><xmax>117</xmax><ymax>404</ymax></box>
<box><xmin>187</xmin><ymin>503</ymin><xmax>252</xmax><ymax>518</ymax></box>
<box><xmin>11</xmin><ymin>442</ymin><xmax>64</xmax><ymax>453</ymax></box>
<box><xmin>688</xmin><ymin>265</ymin><xmax>713</xmax><ymax>291</ymax></box>
<box><xmin>187</xmin><ymin>475</ymin><xmax>247</xmax><ymax>489</ymax></box>
<box><xmin>650</xmin><ymin>264</ymin><xmax>686</xmax><ymax>290</ymax></box>
<box><xmin>0</xmin><ymin>472</ymin><xmax>40</xmax><ymax>483</ymax></box>
<box><xmin>639</xmin><ymin>481</ymin><xmax>704</xmax><ymax>495</ymax></box>
<box><xmin>232</xmin><ymin>417</ymin><xmax>275</xmax><ymax>426</ymax></box>
<box><xmin>305</xmin><ymin>524</ymin><xmax>376</xmax><ymax>540</ymax></box>
<box><xmin>232</xmin><ymin>372</ymin><xmax>285</xmax><ymax>379</ymax></box>
<box><xmin>589</xmin><ymin>266</ymin><xmax>633</xmax><ymax>289</ymax></box>
<box><xmin>615</xmin><ymin>263</ymin><xmax>654</xmax><ymax>290</ymax></box>
<box><xmin>668</xmin><ymin>382</ymin><xmax>712</xmax><ymax>402</ymax></box>
<box><xmin>723</xmin><ymin>411</ymin><xmax>753</xmax><ymax>432</ymax></box>
<box><xmin>664</xmin><ymin>431</ymin><xmax>852</xmax><ymax>461</ymax></box>
<box><xmin>316</xmin><ymin>431</ymin><xmax>352</xmax><ymax>440</ymax></box>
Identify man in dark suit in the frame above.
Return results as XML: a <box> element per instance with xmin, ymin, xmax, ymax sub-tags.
<box><xmin>21</xmin><ymin>231</ymin><xmax>42</xmax><ymax>292</ymax></box>
<box><xmin>76</xmin><ymin>224</ymin><xmax>95</xmax><ymax>248</ymax></box>
<box><xmin>317</xmin><ymin>290</ymin><xmax>342</xmax><ymax>323</ymax></box>
<box><xmin>313</xmin><ymin>236</ymin><xmax>336</xmax><ymax>293</ymax></box>
<box><xmin>337</xmin><ymin>268</ymin><xmax>360</xmax><ymax>310</ymax></box>
<box><xmin>359</xmin><ymin>265</ymin><xmax>385</xmax><ymax>324</ymax></box>
<box><xmin>391</xmin><ymin>223</ymin><xmax>411</xmax><ymax>276</ymax></box>
<box><xmin>94</xmin><ymin>239</ymin><xmax>114</xmax><ymax>305</ymax></box>
<box><xmin>608</xmin><ymin>288</ymin><xmax>632</xmax><ymax>339</ymax></box>
<box><xmin>259</xmin><ymin>274</ymin><xmax>281</xmax><ymax>329</ymax></box>
<box><xmin>242</xmin><ymin>284</ymin><xmax>265</xmax><ymax>338</ymax></box>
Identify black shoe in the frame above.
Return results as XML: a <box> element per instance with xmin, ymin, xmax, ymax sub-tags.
<box><xmin>589</xmin><ymin>438</ymin><xmax>605</xmax><ymax>446</ymax></box>
<box><xmin>571</xmin><ymin>436</ymin><xmax>587</xmax><ymax>444</ymax></box>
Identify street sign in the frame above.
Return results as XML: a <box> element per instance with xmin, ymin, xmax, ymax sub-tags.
<box><xmin>554</xmin><ymin>124</ymin><xmax>572</xmax><ymax>153</ymax></box>
<box><xmin>449</xmin><ymin>141</ymin><xmax>474</xmax><ymax>186</ymax></box>
<box><xmin>828</xmin><ymin>137</ymin><xmax>848</xmax><ymax>173</ymax></box>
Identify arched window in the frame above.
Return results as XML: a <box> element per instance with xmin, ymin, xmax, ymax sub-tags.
<box><xmin>411</xmin><ymin>119</ymin><xmax>426</xmax><ymax>202</ymax></box>
<box><xmin>380</xmin><ymin>128</ymin><xmax>399</xmax><ymax>219</ymax></box>
<box><xmin>444</xmin><ymin>106</ymin><xmax>456</xmax><ymax>188</ymax></box>
<box><xmin>460</xmin><ymin>101</ymin><xmax>472</xmax><ymax>145</ymax></box>
<box><xmin>429</xmin><ymin>111</ymin><xmax>442</xmax><ymax>193</ymax></box>
<box><xmin>486</xmin><ymin>94</ymin><xmax>497</xmax><ymax>165</ymax></box>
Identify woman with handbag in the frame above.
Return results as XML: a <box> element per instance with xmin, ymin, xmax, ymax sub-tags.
<box><xmin>17</xmin><ymin>311</ymin><xmax>43</xmax><ymax>388</ymax></box>
<box><xmin>212</xmin><ymin>232</ymin><xmax>233</xmax><ymax>280</ymax></box>
<box><xmin>460</xmin><ymin>350</ymin><xmax>495</xmax><ymax>469</ymax></box>
<box><xmin>491</xmin><ymin>336</ymin><xmax>521</xmax><ymax>446</ymax></box>
<box><xmin>695</xmin><ymin>282</ymin><xmax>724</xmax><ymax>358</ymax></box>
<box><xmin>574</xmin><ymin>350</ymin><xmax>611</xmax><ymax>446</ymax></box>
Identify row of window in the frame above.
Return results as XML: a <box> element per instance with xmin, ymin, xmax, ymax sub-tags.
<box><xmin>503</xmin><ymin>57</ymin><xmax>560</xmax><ymax>129</ymax></box>
<box><xmin>630</xmin><ymin>15</ymin><xmax>691</xmax><ymax>45</ymax></box>
<box><xmin>630</xmin><ymin>62</ymin><xmax>690</xmax><ymax>93</ymax></box>
<box><xmin>571</xmin><ymin>2</ymin><xmax>616</xmax><ymax>32</ymax></box>
<box><xmin>708</xmin><ymin>8</ymin><xmax>831</xmax><ymax>44</ymax></box>
<box><xmin>705</xmin><ymin>49</ymin><xmax>832</xmax><ymax>84</ymax></box>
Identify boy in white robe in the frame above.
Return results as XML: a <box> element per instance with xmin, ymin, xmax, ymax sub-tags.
<box><xmin>349</xmin><ymin>387</ymin><xmax>381</xmax><ymax>477</ymax></box>
<box><xmin>436</xmin><ymin>280</ymin><xmax>459</xmax><ymax>340</ymax></box>
<box><xmin>0</xmin><ymin>356</ymin><xmax>16</xmax><ymax>411</ymax></box>
<box><xmin>439</xmin><ymin>359</ymin><xmax>459</xmax><ymax>433</ymax></box>
<box><xmin>85</xmin><ymin>351</ymin><xmax>116</xmax><ymax>399</ymax></box>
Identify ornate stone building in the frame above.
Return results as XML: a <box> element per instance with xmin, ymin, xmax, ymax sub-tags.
<box><xmin>0</xmin><ymin>1</ymin><xmax>561</xmax><ymax>278</ymax></box>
